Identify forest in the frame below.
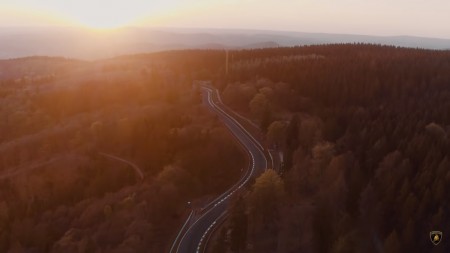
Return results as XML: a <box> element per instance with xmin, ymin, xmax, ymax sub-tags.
<box><xmin>0</xmin><ymin>57</ymin><xmax>244</xmax><ymax>252</ymax></box>
<box><xmin>208</xmin><ymin>44</ymin><xmax>450</xmax><ymax>253</ymax></box>
<box><xmin>1</xmin><ymin>44</ymin><xmax>450</xmax><ymax>252</ymax></box>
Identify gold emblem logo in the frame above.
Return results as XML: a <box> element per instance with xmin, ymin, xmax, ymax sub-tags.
<box><xmin>430</xmin><ymin>231</ymin><xmax>443</xmax><ymax>245</ymax></box>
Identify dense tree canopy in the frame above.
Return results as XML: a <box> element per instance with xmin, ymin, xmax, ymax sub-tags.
<box><xmin>0</xmin><ymin>56</ymin><xmax>244</xmax><ymax>252</ymax></box>
<box><xmin>2</xmin><ymin>44</ymin><xmax>450</xmax><ymax>253</ymax></box>
<box><xmin>217</xmin><ymin>44</ymin><xmax>450</xmax><ymax>253</ymax></box>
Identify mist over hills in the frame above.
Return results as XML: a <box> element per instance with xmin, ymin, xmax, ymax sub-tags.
<box><xmin>1</xmin><ymin>27</ymin><xmax>449</xmax><ymax>60</ymax></box>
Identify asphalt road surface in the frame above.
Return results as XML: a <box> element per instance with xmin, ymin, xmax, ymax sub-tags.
<box><xmin>171</xmin><ymin>87</ymin><xmax>268</xmax><ymax>253</ymax></box>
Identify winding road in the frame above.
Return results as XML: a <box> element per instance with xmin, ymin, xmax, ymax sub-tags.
<box><xmin>170</xmin><ymin>86</ymin><xmax>269</xmax><ymax>253</ymax></box>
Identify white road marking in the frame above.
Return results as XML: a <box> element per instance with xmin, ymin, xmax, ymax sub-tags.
<box><xmin>173</xmin><ymin>87</ymin><xmax>269</xmax><ymax>253</ymax></box>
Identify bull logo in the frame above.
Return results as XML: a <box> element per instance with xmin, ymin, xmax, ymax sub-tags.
<box><xmin>430</xmin><ymin>231</ymin><xmax>443</xmax><ymax>245</ymax></box>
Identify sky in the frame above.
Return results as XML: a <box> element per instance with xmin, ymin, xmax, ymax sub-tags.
<box><xmin>1</xmin><ymin>0</ymin><xmax>450</xmax><ymax>39</ymax></box>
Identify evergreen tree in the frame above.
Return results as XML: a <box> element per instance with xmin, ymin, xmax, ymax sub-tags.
<box><xmin>229</xmin><ymin>197</ymin><xmax>248</xmax><ymax>252</ymax></box>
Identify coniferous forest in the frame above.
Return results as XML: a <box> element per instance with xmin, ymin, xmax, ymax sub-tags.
<box><xmin>1</xmin><ymin>44</ymin><xmax>450</xmax><ymax>252</ymax></box>
<box><xmin>211</xmin><ymin>44</ymin><xmax>450</xmax><ymax>253</ymax></box>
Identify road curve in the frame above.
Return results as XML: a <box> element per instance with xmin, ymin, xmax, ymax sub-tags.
<box><xmin>171</xmin><ymin>87</ymin><xmax>268</xmax><ymax>253</ymax></box>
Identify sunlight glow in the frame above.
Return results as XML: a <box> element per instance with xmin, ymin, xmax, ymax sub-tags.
<box><xmin>74</xmin><ymin>15</ymin><xmax>133</xmax><ymax>30</ymax></box>
<box><xmin>57</xmin><ymin>3</ymin><xmax>152</xmax><ymax>29</ymax></box>
<box><xmin>1</xmin><ymin>0</ymin><xmax>450</xmax><ymax>38</ymax></box>
<box><xmin>2</xmin><ymin>0</ymin><xmax>179</xmax><ymax>29</ymax></box>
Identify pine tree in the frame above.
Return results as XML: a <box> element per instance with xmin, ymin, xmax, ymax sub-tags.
<box><xmin>211</xmin><ymin>228</ymin><xmax>228</xmax><ymax>253</ymax></box>
<box><xmin>229</xmin><ymin>197</ymin><xmax>248</xmax><ymax>252</ymax></box>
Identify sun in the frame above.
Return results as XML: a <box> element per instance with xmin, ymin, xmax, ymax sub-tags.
<box><xmin>74</xmin><ymin>14</ymin><xmax>134</xmax><ymax>30</ymax></box>
<box><xmin>59</xmin><ymin>2</ymin><xmax>145</xmax><ymax>30</ymax></box>
<box><xmin>16</xmin><ymin>1</ymin><xmax>178</xmax><ymax>30</ymax></box>
<box><xmin>79</xmin><ymin>21</ymin><xmax>126</xmax><ymax>30</ymax></box>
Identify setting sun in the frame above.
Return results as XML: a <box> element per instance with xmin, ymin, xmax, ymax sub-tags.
<box><xmin>59</xmin><ymin>1</ymin><xmax>166</xmax><ymax>29</ymax></box>
<box><xmin>72</xmin><ymin>13</ymin><xmax>134</xmax><ymax>29</ymax></box>
<box><xmin>2</xmin><ymin>0</ymin><xmax>450</xmax><ymax>38</ymax></box>
<box><xmin>2</xmin><ymin>0</ymin><xmax>450</xmax><ymax>252</ymax></box>
<box><xmin>1</xmin><ymin>0</ymin><xmax>179</xmax><ymax>29</ymax></box>
<box><xmin>53</xmin><ymin>1</ymin><xmax>155</xmax><ymax>29</ymax></box>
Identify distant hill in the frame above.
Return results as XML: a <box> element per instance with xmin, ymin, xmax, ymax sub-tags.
<box><xmin>0</xmin><ymin>56</ymin><xmax>83</xmax><ymax>80</ymax></box>
<box><xmin>0</xmin><ymin>27</ymin><xmax>449</xmax><ymax>60</ymax></box>
<box><xmin>242</xmin><ymin>41</ymin><xmax>280</xmax><ymax>49</ymax></box>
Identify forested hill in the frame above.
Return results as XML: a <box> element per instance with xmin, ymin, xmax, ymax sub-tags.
<box><xmin>0</xmin><ymin>55</ymin><xmax>245</xmax><ymax>252</ymax></box>
<box><xmin>206</xmin><ymin>44</ymin><xmax>450</xmax><ymax>253</ymax></box>
<box><xmin>1</xmin><ymin>44</ymin><xmax>450</xmax><ymax>252</ymax></box>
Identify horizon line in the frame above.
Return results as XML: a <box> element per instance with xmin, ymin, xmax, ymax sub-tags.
<box><xmin>0</xmin><ymin>25</ymin><xmax>450</xmax><ymax>41</ymax></box>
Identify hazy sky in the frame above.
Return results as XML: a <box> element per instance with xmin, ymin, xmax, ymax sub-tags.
<box><xmin>1</xmin><ymin>0</ymin><xmax>450</xmax><ymax>38</ymax></box>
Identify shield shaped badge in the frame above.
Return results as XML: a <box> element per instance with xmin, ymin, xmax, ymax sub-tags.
<box><xmin>430</xmin><ymin>231</ymin><xmax>443</xmax><ymax>245</ymax></box>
